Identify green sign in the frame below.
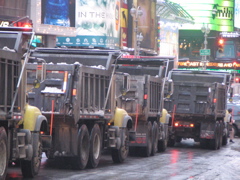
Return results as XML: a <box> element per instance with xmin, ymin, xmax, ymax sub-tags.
<box><xmin>200</xmin><ymin>49</ymin><xmax>210</xmax><ymax>56</ymax></box>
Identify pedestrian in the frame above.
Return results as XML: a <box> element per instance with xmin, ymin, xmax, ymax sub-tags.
<box><xmin>228</xmin><ymin>108</ymin><xmax>235</xmax><ymax>143</ymax></box>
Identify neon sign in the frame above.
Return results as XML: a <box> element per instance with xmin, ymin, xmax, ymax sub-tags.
<box><xmin>178</xmin><ymin>61</ymin><xmax>240</xmax><ymax>69</ymax></box>
<box><xmin>0</xmin><ymin>21</ymin><xmax>10</xmax><ymax>27</ymax></box>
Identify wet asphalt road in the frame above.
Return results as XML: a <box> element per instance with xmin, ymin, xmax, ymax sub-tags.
<box><xmin>6</xmin><ymin>138</ymin><xmax>240</xmax><ymax>180</ymax></box>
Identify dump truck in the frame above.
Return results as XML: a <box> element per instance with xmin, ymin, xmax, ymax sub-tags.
<box><xmin>26</xmin><ymin>48</ymin><xmax>133</xmax><ymax>169</ymax></box>
<box><xmin>114</xmin><ymin>56</ymin><xmax>172</xmax><ymax>157</ymax></box>
<box><xmin>164</xmin><ymin>69</ymin><xmax>231</xmax><ymax>150</ymax></box>
<box><xmin>0</xmin><ymin>27</ymin><xmax>51</xmax><ymax>179</ymax></box>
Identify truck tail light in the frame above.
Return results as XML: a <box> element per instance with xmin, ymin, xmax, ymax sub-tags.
<box><xmin>62</xmin><ymin>71</ymin><xmax>68</xmax><ymax>93</ymax></box>
<box><xmin>72</xmin><ymin>89</ymin><xmax>76</xmax><ymax>96</ymax></box>
<box><xmin>174</xmin><ymin>122</ymin><xmax>179</xmax><ymax>127</ymax></box>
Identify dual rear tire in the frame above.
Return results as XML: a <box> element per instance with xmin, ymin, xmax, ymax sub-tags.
<box><xmin>75</xmin><ymin>123</ymin><xmax>102</xmax><ymax>170</ymax></box>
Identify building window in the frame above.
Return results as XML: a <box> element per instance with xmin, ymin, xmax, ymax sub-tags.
<box><xmin>179</xmin><ymin>37</ymin><xmax>203</xmax><ymax>60</ymax></box>
<box><xmin>0</xmin><ymin>0</ymin><xmax>28</xmax><ymax>17</ymax></box>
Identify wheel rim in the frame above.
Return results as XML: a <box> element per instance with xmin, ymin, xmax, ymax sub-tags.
<box><xmin>0</xmin><ymin>139</ymin><xmax>7</xmax><ymax>176</ymax></box>
<box><xmin>93</xmin><ymin>134</ymin><xmax>100</xmax><ymax>159</ymax></box>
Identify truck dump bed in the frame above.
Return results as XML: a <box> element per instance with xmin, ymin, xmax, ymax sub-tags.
<box><xmin>115</xmin><ymin>57</ymin><xmax>168</xmax><ymax>119</ymax></box>
<box><xmin>165</xmin><ymin>70</ymin><xmax>231</xmax><ymax>120</ymax></box>
<box><xmin>27</xmin><ymin>48</ymin><xmax>121</xmax><ymax>122</ymax></box>
<box><xmin>0</xmin><ymin>28</ymin><xmax>31</xmax><ymax>117</ymax></box>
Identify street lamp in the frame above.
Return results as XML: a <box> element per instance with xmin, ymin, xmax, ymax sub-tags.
<box><xmin>201</xmin><ymin>23</ymin><xmax>210</xmax><ymax>70</ymax></box>
<box><xmin>130</xmin><ymin>5</ymin><xmax>143</xmax><ymax>57</ymax></box>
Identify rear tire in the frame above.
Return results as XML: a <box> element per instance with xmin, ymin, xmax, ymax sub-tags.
<box><xmin>151</xmin><ymin>121</ymin><xmax>159</xmax><ymax>156</ymax></box>
<box><xmin>88</xmin><ymin>124</ymin><xmax>101</xmax><ymax>168</ymax></box>
<box><xmin>209</xmin><ymin>123</ymin><xmax>220</xmax><ymax>150</ymax></box>
<box><xmin>21</xmin><ymin>133</ymin><xmax>42</xmax><ymax>178</ymax></box>
<box><xmin>112</xmin><ymin>128</ymin><xmax>129</xmax><ymax>163</ymax></box>
<box><xmin>74</xmin><ymin>124</ymin><xmax>90</xmax><ymax>170</ymax></box>
<box><xmin>142</xmin><ymin>122</ymin><xmax>152</xmax><ymax>157</ymax></box>
<box><xmin>0</xmin><ymin>127</ymin><xmax>8</xmax><ymax>180</ymax></box>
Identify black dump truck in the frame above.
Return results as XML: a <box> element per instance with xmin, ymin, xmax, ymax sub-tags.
<box><xmin>115</xmin><ymin>56</ymin><xmax>173</xmax><ymax>156</ymax></box>
<box><xmin>0</xmin><ymin>27</ymin><xmax>51</xmax><ymax>179</ymax></box>
<box><xmin>164</xmin><ymin>69</ymin><xmax>231</xmax><ymax>150</ymax></box>
<box><xmin>26</xmin><ymin>48</ymin><xmax>133</xmax><ymax>169</ymax></box>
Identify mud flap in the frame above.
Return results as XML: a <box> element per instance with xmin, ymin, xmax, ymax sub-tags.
<box><xmin>200</xmin><ymin>122</ymin><xmax>215</xmax><ymax>139</ymax></box>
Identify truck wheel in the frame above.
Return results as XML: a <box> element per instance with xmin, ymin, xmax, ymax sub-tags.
<box><xmin>112</xmin><ymin>128</ymin><xmax>129</xmax><ymax>163</ymax></box>
<box><xmin>218</xmin><ymin>123</ymin><xmax>223</xmax><ymax>149</ymax></box>
<box><xmin>88</xmin><ymin>124</ymin><xmax>101</xmax><ymax>168</ymax></box>
<box><xmin>158</xmin><ymin>127</ymin><xmax>167</xmax><ymax>152</ymax></box>
<box><xmin>21</xmin><ymin>133</ymin><xmax>42</xmax><ymax>178</ymax></box>
<box><xmin>74</xmin><ymin>124</ymin><xmax>90</xmax><ymax>170</ymax></box>
<box><xmin>151</xmin><ymin>121</ymin><xmax>159</xmax><ymax>156</ymax></box>
<box><xmin>0</xmin><ymin>127</ymin><xmax>8</xmax><ymax>180</ymax></box>
<box><xmin>209</xmin><ymin>123</ymin><xmax>220</xmax><ymax>150</ymax></box>
<box><xmin>142</xmin><ymin>122</ymin><xmax>152</xmax><ymax>157</ymax></box>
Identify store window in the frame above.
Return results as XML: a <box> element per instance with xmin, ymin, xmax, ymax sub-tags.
<box><xmin>179</xmin><ymin>37</ymin><xmax>203</xmax><ymax>60</ymax></box>
<box><xmin>0</xmin><ymin>0</ymin><xmax>28</xmax><ymax>17</ymax></box>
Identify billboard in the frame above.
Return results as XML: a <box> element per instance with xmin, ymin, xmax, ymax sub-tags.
<box><xmin>171</xmin><ymin>0</ymin><xmax>234</xmax><ymax>31</ymax></box>
<box><xmin>158</xmin><ymin>19</ymin><xmax>178</xmax><ymax>57</ymax></box>
<box><xmin>235</xmin><ymin>0</ymin><xmax>240</xmax><ymax>28</ymax></box>
<box><xmin>31</xmin><ymin>0</ymin><xmax>76</xmax><ymax>36</ymax></box>
<box><xmin>57</xmin><ymin>0</ymin><xmax>121</xmax><ymax>48</ymax></box>
<box><xmin>136</xmin><ymin>0</ymin><xmax>155</xmax><ymax>49</ymax></box>
<box><xmin>41</xmin><ymin>0</ymin><xmax>75</xmax><ymax>27</ymax></box>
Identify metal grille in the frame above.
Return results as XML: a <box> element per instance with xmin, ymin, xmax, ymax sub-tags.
<box><xmin>0</xmin><ymin>57</ymin><xmax>20</xmax><ymax>113</ymax></box>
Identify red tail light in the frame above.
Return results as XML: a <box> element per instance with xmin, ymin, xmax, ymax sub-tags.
<box><xmin>144</xmin><ymin>94</ymin><xmax>148</xmax><ymax>99</ymax></box>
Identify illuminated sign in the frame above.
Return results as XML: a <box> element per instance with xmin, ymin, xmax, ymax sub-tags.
<box><xmin>220</xmin><ymin>31</ymin><xmax>240</xmax><ymax>37</ymax></box>
<box><xmin>179</xmin><ymin>68</ymin><xmax>240</xmax><ymax>73</ymax></box>
<box><xmin>41</xmin><ymin>0</ymin><xmax>75</xmax><ymax>27</ymax></box>
<box><xmin>178</xmin><ymin>61</ymin><xmax>240</xmax><ymax>69</ymax></box>
<box><xmin>234</xmin><ymin>0</ymin><xmax>240</xmax><ymax>28</ymax></box>
<box><xmin>171</xmin><ymin>0</ymin><xmax>234</xmax><ymax>31</ymax></box>
<box><xmin>0</xmin><ymin>21</ymin><xmax>10</xmax><ymax>27</ymax></box>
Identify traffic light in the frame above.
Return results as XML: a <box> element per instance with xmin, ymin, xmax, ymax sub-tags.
<box><xmin>235</xmin><ymin>77</ymin><xmax>239</xmax><ymax>83</ymax></box>
<box><xmin>217</xmin><ymin>38</ymin><xmax>224</xmax><ymax>53</ymax></box>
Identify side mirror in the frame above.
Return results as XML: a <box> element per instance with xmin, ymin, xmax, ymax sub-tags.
<box><xmin>33</xmin><ymin>79</ymin><xmax>40</xmax><ymax>89</ymax></box>
<box><xmin>164</xmin><ymin>79</ymin><xmax>173</xmax><ymax>98</ymax></box>
<box><xmin>36</xmin><ymin>59</ymin><xmax>46</xmax><ymax>82</ymax></box>
<box><xmin>122</xmin><ymin>73</ymin><xmax>130</xmax><ymax>95</ymax></box>
<box><xmin>229</xmin><ymin>87</ymin><xmax>233</xmax><ymax>102</ymax></box>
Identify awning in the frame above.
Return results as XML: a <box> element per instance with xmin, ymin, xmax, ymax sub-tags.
<box><xmin>156</xmin><ymin>0</ymin><xmax>194</xmax><ymax>24</ymax></box>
